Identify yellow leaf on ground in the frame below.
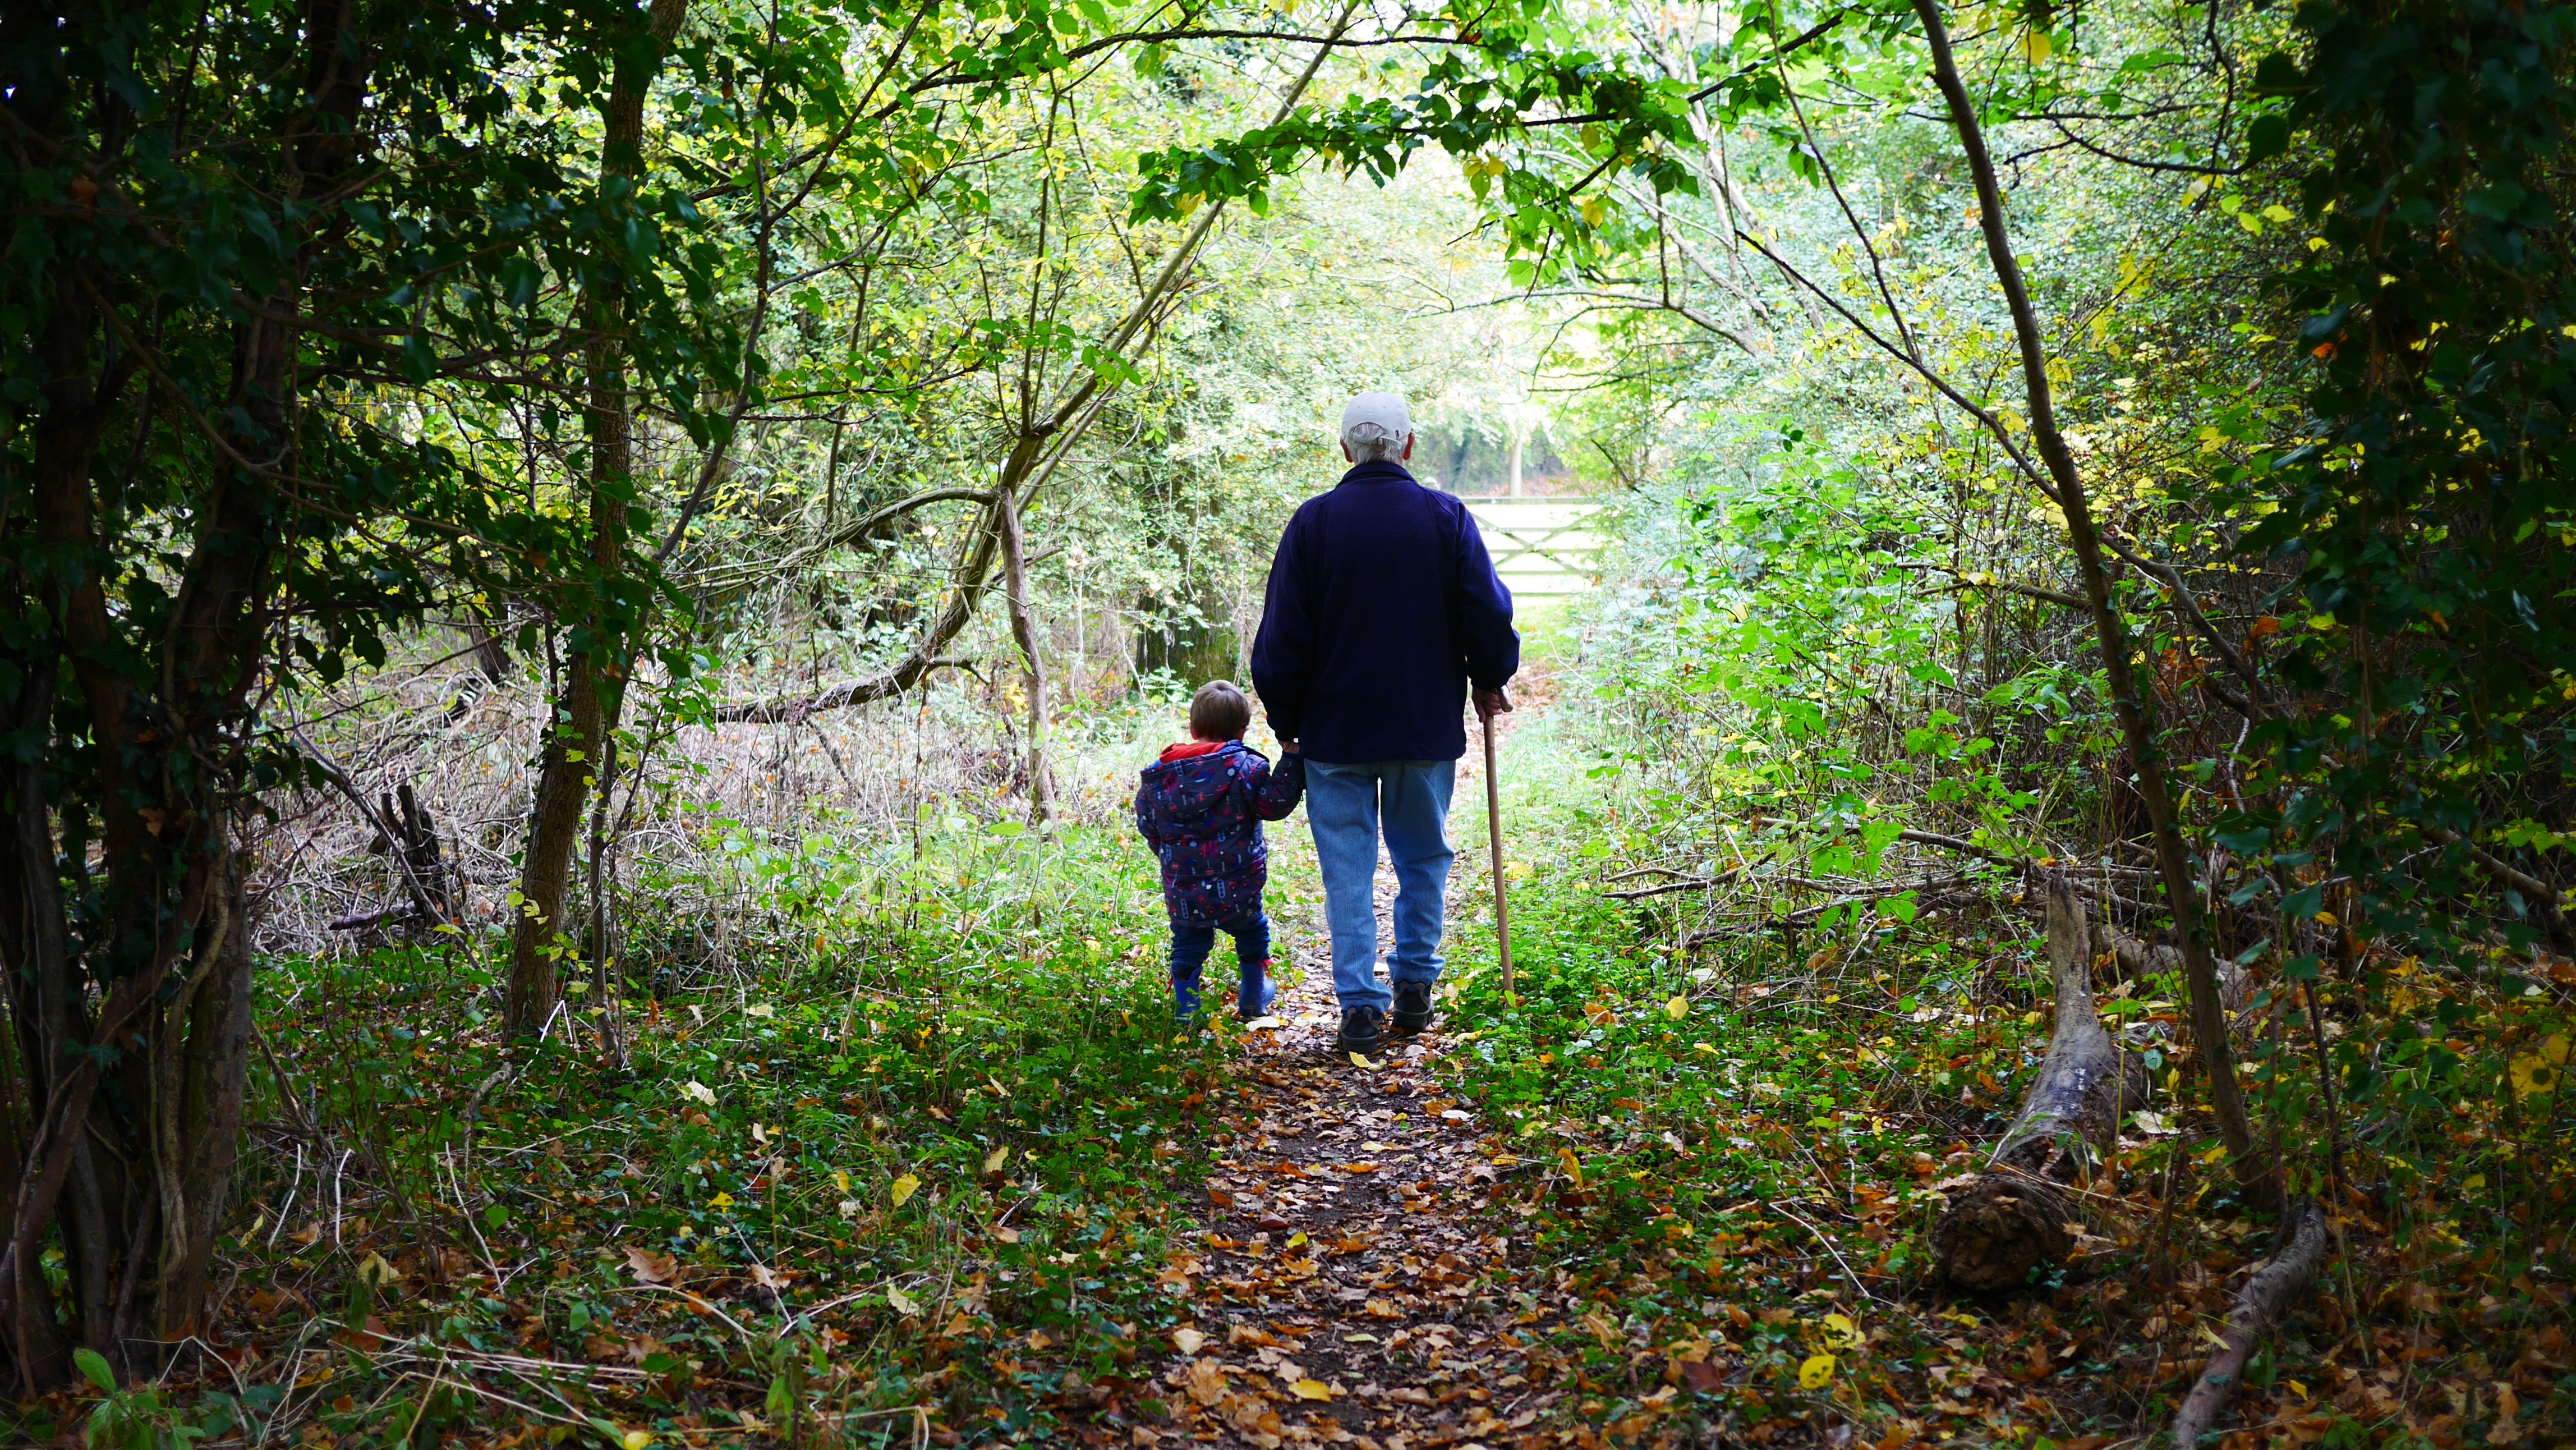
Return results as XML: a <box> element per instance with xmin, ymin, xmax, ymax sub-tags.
<box><xmin>886</xmin><ymin>1285</ymin><xmax>921</xmax><ymax>1316</ymax></box>
<box><xmin>983</xmin><ymin>1145</ymin><xmax>1011</xmax><ymax>1173</ymax></box>
<box><xmin>1347</xmin><ymin>1052</ymin><xmax>1378</xmax><ymax>1070</ymax></box>
<box><xmin>1291</xmin><ymin>1379</ymin><xmax>1334</xmax><ymax>1401</ymax></box>
<box><xmin>890</xmin><ymin>1173</ymin><xmax>921</xmax><ymax>1206</ymax></box>
<box><xmin>1799</xmin><ymin>1354</ymin><xmax>1837</xmax><ymax>1389</ymax></box>
<box><xmin>1665</xmin><ymin>995</ymin><xmax>1689</xmax><ymax>1020</ymax></box>
<box><xmin>2510</xmin><ymin>1054</ymin><xmax>2559</xmax><ymax>1098</ymax></box>
<box><xmin>1172</xmin><ymin>1327</ymin><xmax>1207</xmax><ymax>1354</ymax></box>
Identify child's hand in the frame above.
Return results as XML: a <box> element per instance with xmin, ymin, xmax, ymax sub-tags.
<box><xmin>1281</xmin><ymin>740</ymin><xmax>1299</xmax><ymax>755</ymax></box>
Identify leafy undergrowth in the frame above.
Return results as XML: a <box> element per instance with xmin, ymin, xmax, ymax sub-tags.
<box><xmin>4</xmin><ymin>818</ymin><xmax>1245</xmax><ymax>1448</ymax></box>
<box><xmin>1431</xmin><ymin>743</ymin><xmax>2576</xmax><ymax>1449</ymax></box>
<box><xmin>10</xmin><ymin>717</ymin><xmax>2570</xmax><ymax>1449</ymax></box>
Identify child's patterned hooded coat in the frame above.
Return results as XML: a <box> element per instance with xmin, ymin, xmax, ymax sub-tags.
<box><xmin>1133</xmin><ymin>742</ymin><xmax>1305</xmax><ymax>925</ymax></box>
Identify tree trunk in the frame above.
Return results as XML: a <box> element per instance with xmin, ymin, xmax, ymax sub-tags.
<box><xmin>1933</xmin><ymin>875</ymin><xmax>2149</xmax><ymax>1290</ymax></box>
<box><xmin>0</xmin><ymin>0</ymin><xmax>366</xmax><ymax>1387</ymax></box>
<box><xmin>1912</xmin><ymin>0</ymin><xmax>2264</xmax><ymax>1196</ymax></box>
<box><xmin>996</xmin><ymin>482</ymin><xmax>1056</xmax><ymax>820</ymax></box>
<box><xmin>504</xmin><ymin>0</ymin><xmax>689</xmax><ymax>1038</ymax></box>
<box><xmin>153</xmin><ymin>855</ymin><xmax>254</xmax><ymax>1343</ymax></box>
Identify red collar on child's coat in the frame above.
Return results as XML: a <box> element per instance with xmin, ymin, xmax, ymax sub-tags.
<box><xmin>1157</xmin><ymin>740</ymin><xmax>1231</xmax><ymax>763</ymax></box>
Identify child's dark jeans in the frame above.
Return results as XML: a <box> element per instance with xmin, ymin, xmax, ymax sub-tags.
<box><xmin>1170</xmin><ymin>910</ymin><xmax>1272</xmax><ymax>1018</ymax></box>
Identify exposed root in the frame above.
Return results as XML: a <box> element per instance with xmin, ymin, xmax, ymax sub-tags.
<box><xmin>2170</xmin><ymin>1195</ymin><xmax>2331</xmax><ymax>1447</ymax></box>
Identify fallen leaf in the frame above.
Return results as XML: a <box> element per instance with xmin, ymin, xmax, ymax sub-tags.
<box><xmin>983</xmin><ymin>1144</ymin><xmax>1011</xmax><ymax>1173</ymax></box>
<box><xmin>623</xmin><ymin>1247</ymin><xmax>677</xmax><ymax>1285</ymax></box>
<box><xmin>1800</xmin><ymin>1353</ymin><xmax>1837</xmax><ymax>1389</ymax></box>
<box><xmin>1187</xmin><ymin>1357</ymin><xmax>1227</xmax><ymax>1406</ymax></box>
<box><xmin>890</xmin><ymin>1173</ymin><xmax>921</xmax><ymax>1206</ymax></box>
<box><xmin>1349</xmin><ymin>1052</ymin><xmax>1379</xmax><ymax>1070</ymax></box>
<box><xmin>886</xmin><ymin>1285</ymin><xmax>921</xmax><ymax>1316</ymax></box>
<box><xmin>1291</xmin><ymin>1379</ymin><xmax>1334</xmax><ymax>1401</ymax></box>
<box><xmin>1173</xmin><ymin>1328</ymin><xmax>1207</xmax><ymax>1354</ymax></box>
<box><xmin>1665</xmin><ymin>995</ymin><xmax>1689</xmax><ymax>1020</ymax></box>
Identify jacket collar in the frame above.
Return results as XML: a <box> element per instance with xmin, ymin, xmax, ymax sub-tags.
<box><xmin>1157</xmin><ymin>740</ymin><xmax>1232</xmax><ymax>763</ymax></box>
<box><xmin>1335</xmin><ymin>460</ymin><xmax>1418</xmax><ymax>488</ymax></box>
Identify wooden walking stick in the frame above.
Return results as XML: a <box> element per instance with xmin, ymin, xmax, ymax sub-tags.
<box><xmin>1481</xmin><ymin>701</ymin><xmax>1515</xmax><ymax>1003</ymax></box>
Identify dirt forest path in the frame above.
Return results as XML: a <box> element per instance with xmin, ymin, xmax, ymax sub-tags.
<box><xmin>1138</xmin><ymin>686</ymin><xmax>1561</xmax><ymax>1450</ymax></box>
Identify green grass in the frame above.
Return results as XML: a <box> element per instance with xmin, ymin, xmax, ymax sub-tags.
<box><xmin>40</xmin><ymin>813</ymin><xmax>1245</xmax><ymax>1448</ymax></box>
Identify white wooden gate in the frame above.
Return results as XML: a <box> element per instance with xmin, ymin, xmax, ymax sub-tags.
<box><xmin>1459</xmin><ymin>497</ymin><xmax>1607</xmax><ymax>599</ymax></box>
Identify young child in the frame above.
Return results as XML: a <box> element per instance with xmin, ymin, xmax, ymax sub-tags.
<box><xmin>1133</xmin><ymin>680</ymin><xmax>1305</xmax><ymax>1019</ymax></box>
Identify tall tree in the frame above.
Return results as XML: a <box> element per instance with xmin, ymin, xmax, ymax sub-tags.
<box><xmin>504</xmin><ymin>0</ymin><xmax>693</xmax><ymax>1040</ymax></box>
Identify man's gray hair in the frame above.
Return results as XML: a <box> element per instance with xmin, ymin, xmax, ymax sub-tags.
<box><xmin>1341</xmin><ymin>420</ymin><xmax>1411</xmax><ymax>462</ymax></box>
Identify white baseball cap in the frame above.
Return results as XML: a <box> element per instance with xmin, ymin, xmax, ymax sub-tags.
<box><xmin>1339</xmin><ymin>391</ymin><xmax>1412</xmax><ymax>446</ymax></box>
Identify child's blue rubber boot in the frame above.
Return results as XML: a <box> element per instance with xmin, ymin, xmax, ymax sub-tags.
<box><xmin>1237</xmin><ymin>961</ymin><xmax>1276</xmax><ymax>1020</ymax></box>
<box><xmin>1172</xmin><ymin>974</ymin><xmax>1202</xmax><ymax>1021</ymax></box>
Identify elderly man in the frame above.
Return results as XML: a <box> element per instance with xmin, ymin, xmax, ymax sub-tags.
<box><xmin>1250</xmin><ymin>392</ymin><xmax>1519</xmax><ymax>1053</ymax></box>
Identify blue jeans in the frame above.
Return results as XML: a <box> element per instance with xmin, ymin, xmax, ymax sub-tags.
<box><xmin>1304</xmin><ymin>759</ymin><xmax>1455</xmax><ymax>1015</ymax></box>
<box><xmin>1170</xmin><ymin>910</ymin><xmax>1271</xmax><ymax>1017</ymax></box>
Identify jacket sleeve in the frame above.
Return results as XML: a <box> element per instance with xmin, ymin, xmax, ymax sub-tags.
<box><xmin>1253</xmin><ymin>754</ymin><xmax>1305</xmax><ymax>820</ymax></box>
<box><xmin>1248</xmin><ymin>513</ymin><xmax>1313</xmax><ymax>743</ymax></box>
<box><xmin>1450</xmin><ymin>504</ymin><xmax>1520</xmax><ymax>691</ymax></box>
<box><xmin>1133</xmin><ymin>778</ymin><xmax>1160</xmax><ymax>849</ymax></box>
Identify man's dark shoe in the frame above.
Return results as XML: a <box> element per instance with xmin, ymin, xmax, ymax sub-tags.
<box><xmin>1390</xmin><ymin>981</ymin><xmax>1434</xmax><ymax>1036</ymax></box>
<box><xmin>1333</xmin><ymin>1006</ymin><xmax>1384</xmax><ymax>1056</ymax></box>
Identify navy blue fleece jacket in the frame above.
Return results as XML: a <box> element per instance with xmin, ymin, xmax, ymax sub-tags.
<box><xmin>1249</xmin><ymin>460</ymin><xmax>1520</xmax><ymax>764</ymax></box>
